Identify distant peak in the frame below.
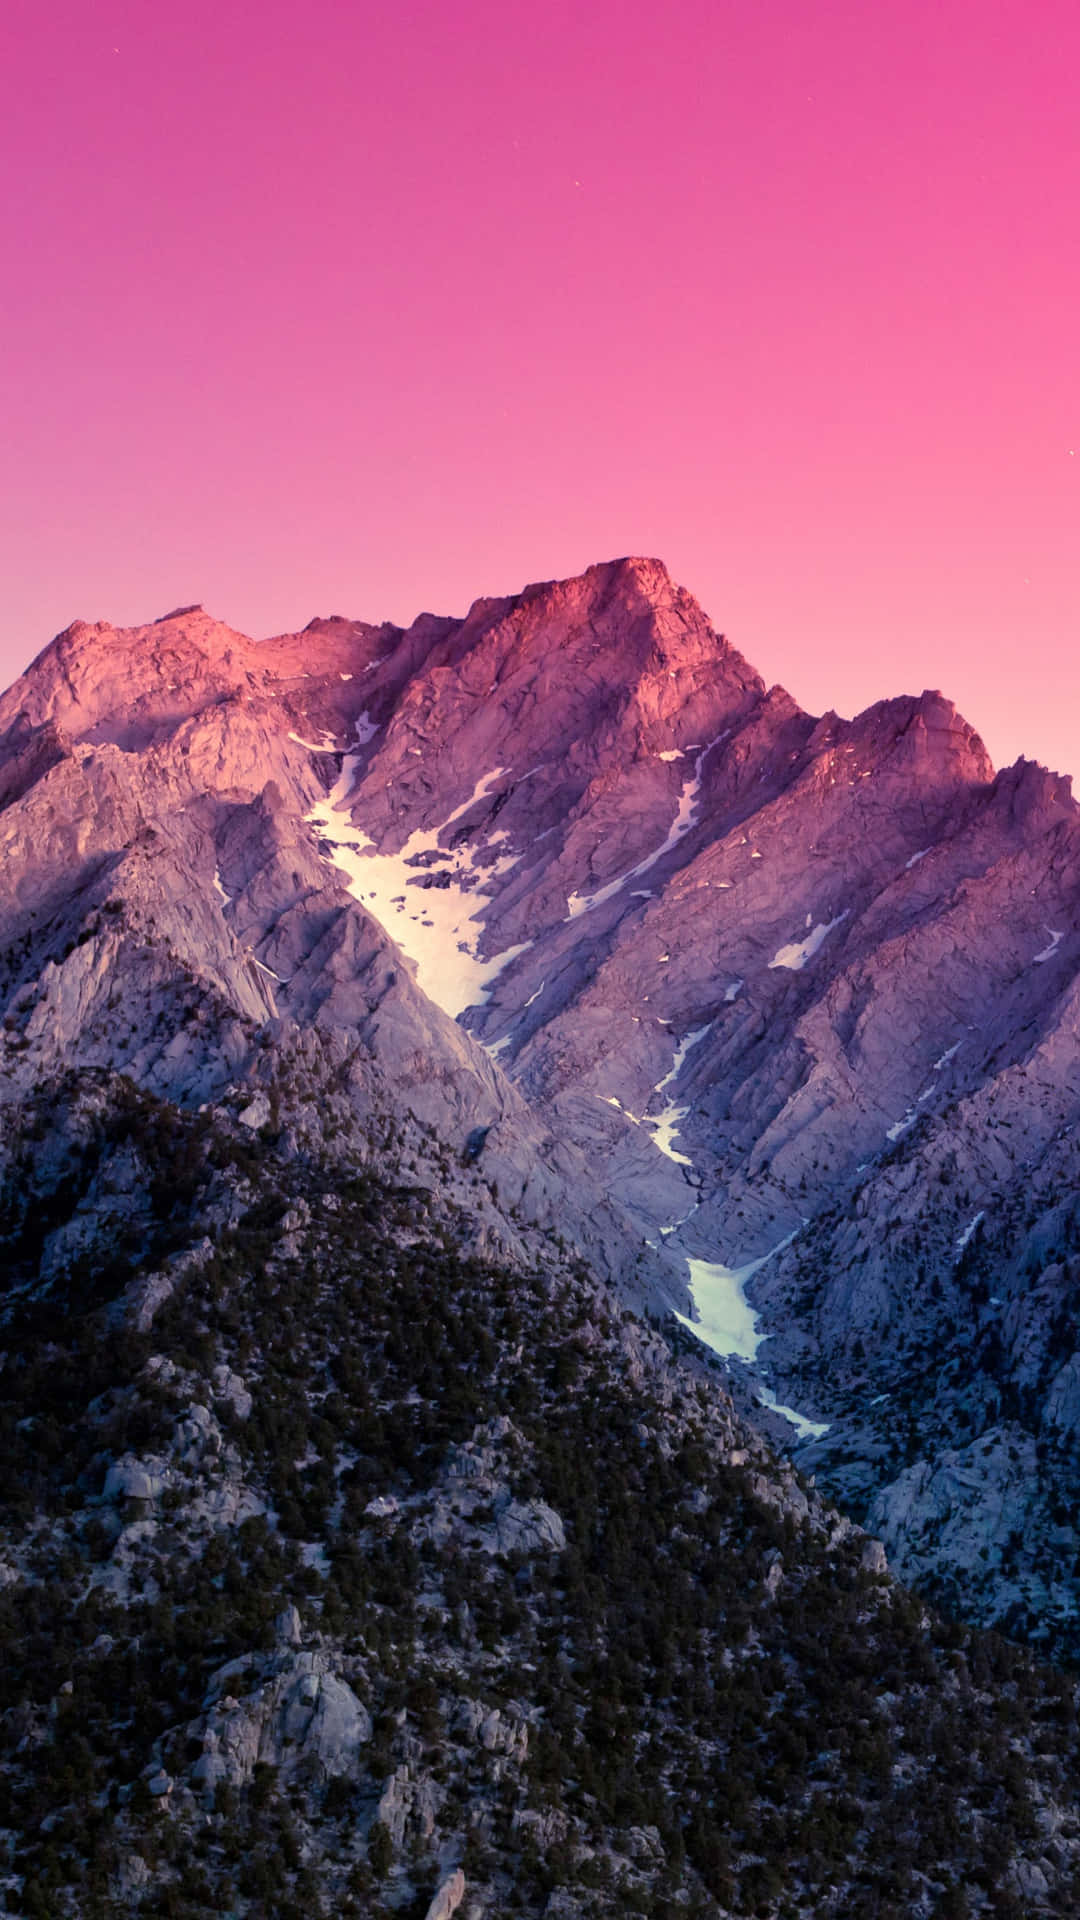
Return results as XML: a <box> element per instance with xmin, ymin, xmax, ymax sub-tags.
<box><xmin>583</xmin><ymin>555</ymin><xmax>677</xmax><ymax>602</ymax></box>
<box><xmin>516</xmin><ymin>555</ymin><xmax>673</xmax><ymax>605</ymax></box>
<box><xmin>155</xmin><ymin>604</ymin><xmax>206</xmax><ymax>623</ymax></box>
<box><xmin>993</xmin><ymin>754</ymin><xmax>1076</xmax><ymax>818</ymax></box>
<box><xmin>58</xmin><ymin>618</ymin><xmax>111</xmax><ymax>641</ymax></box>
<box><xmin>602</xmin><ymin>554</ymin><xmax>673</xmax><ymax>583</ymax></box>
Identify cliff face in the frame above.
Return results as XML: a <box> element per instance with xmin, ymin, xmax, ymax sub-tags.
<box><xmin>4</xmin><ymin>559</ymin><xmax>1080</xmax><ymax>1646</ymax></box>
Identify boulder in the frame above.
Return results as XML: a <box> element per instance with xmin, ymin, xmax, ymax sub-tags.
<box><xmin>490</xmin><ymin>1496</ymin><xmax>565</xmax><ymax>1556</ymax></box>
<box><xmin>238</xmin><ymin>1092</ymin><xmax>271</xmax><ymax>1130</ymax></box>
<box><xmin>424</xmin><ymin>1869</ymin><xmax>466</xmax><ymax>1920</ymax></box>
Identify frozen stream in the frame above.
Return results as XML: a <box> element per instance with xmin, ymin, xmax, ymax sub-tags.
<box><xmin>673</xmin><ymin>1238</ymin><xmax>829</xmax><ymax>1441</ymax></box>
<box><xmin>646</xmin><ymin>1032</ymin><xmax>828</xmax><ymax>1442</ymax></box>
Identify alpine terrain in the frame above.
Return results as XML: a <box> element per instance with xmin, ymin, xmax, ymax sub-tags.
<box><xmin>2</xmin><ymin>556</ymin><xmax>1080</xmax><ymax>1918</ymax></box>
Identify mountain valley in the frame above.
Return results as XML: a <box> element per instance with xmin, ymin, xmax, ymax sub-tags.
<box><xmin>3</xmin><ymin>557</ymin><xmax>1080</xmax><ymax>1914</ymax></box>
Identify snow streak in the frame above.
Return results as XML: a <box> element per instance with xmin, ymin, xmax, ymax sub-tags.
<box><xmin>565</xmin><ymin>735</ymin><xmax>728</xmax><ymax>920</ymax></box>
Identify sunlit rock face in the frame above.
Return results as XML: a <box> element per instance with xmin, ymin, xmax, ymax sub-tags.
<box><xmin>4</xmin><ymin>555</ymin><xmax>1080</xmax><ymax>1644</ymax></box>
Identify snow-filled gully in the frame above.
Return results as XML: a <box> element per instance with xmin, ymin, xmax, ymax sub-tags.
<box><xmin>306</xmin><ymin>748</ymin><xmax>530</xmax><ymax>1020</ymax></box>
<box><xmin>670</xmin><ymin>1231</ymin><xmax>828</xmax><ymax>1440</ymax></box>
<box><xmin>641</xmin><ymin>1023</ymin><xmax>712</xmax><ymax>1166</ymax></box>
<box><xmin>565</xmin><ymin>734</ymin><xmax>728</xmax><ymax>920</ymax></box>
<box><xmin>637</xmin><ymin>1026</ymin><xmax>829</xmax><ymax>1443</ymax></box>
<box><xmin>305</xmin><ymin>731</ymin><xmax>826</xmax><ymax>1443</ymax></box>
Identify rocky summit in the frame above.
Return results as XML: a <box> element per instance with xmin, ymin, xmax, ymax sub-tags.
<box><xmin>3</xmin><ymin>558</ymin><xmax>1080</xmax><ymax>1917</ymax></box>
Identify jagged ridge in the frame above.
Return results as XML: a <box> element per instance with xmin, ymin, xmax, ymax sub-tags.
<box><xmin>3</xmin><ymin>560</ymin><xmax>1080</xmax><ymax>1651</ymax></box>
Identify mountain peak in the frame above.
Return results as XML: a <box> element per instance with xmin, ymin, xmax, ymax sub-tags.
<box><xmin>582</xmin><ymin>552</ymin><xmax>676</xmax><ymax>597</ymax></box>
<box><xmin>7</xmin><ymin>554</ymin><xmax>1080</xmax><ymax>1721</ymax></box>
<box><xmin>519</xmin><ymin>553</ymin><xmax>673</xmax><ymax>599</ymax></box>
<box><xmin>155</xmin><ymin>602</ymin><xmax>207</xmax><ymax>623</ymax></box>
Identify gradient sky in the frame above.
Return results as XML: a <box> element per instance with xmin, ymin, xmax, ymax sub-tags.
<box><xmin>1</xmin><ymin>0</ymin><xmax>1077</xmax><ymax>775</ymax></box>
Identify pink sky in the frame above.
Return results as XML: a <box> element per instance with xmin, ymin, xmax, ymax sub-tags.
<box><xmin>1</xmin><ymin>0</ymin><xmax>1077</xmax><ymax>775</ymax></box>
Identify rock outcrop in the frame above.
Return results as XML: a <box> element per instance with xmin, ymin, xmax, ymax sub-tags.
<box><xmin>424</xmin><ymin>1869</ymin><xmax>466</xmax><ymax>1920</ymax></box>
<box><xmin>192</xmin><ymin>1656</ymin><xmax>373</xmax><ymax>1797</ymax></box>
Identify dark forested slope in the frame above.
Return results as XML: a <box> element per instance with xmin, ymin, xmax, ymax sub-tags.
<box><xmin>0</xmin><ymin>1072</ymin><xmax>1077</xmax><ymax>1919</ymax></box>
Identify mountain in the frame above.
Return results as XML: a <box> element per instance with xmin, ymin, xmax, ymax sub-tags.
<box><xmin>271</xmin><ymin>555</ymin><xmax>1079</xmax><ymax>1653</ymax></box>
<box><xmin>4</xmin><ymin>558</ymin><xmax>1080</xmax><ymax>1912</ymax></box>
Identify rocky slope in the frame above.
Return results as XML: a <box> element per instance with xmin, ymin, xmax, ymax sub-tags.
<box><xmin>4</xmin><ymin>559</ymin><xmax>1080</xmax><ymax>1655</ymax></box>
<box><xmin>2</xmin><ymin>1066</ymin><xmax>1080</xmax><ymax>1918</ymax></box>
<box><xmin>0</xmin><ymin>596</ymin><xmax>690</xmax><ymax>1319</ymax></box>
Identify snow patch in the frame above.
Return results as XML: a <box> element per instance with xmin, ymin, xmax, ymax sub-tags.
<box><xmin>212</xmin><ymin>870</ymin><xmax>231</xmax><ymax>906</ymax></box>
<box><xmin>1033</xmin><ymin>926</ymin><xmax>1065</xmax><ymax>964</ymax></box>
<box><xmin>674</xmin><ymin>1228</ymin><xmax>800</xmax><ymax>1362</ymax></box>
<box><xmin>649</xmin><ymin>1115</ymin><xmax>692</xmax><ymax>1164</ymax></box>
<box><xmin>905</xmin><ymin>847</ymin><xmax>930</xmax><ymax>869</ymax></box>
<box><xmin>288</xmin><ymin>730</ymin><xmax>340</xmax><ymax>754</ymax></box>
<box><xmin>956</xmin><ymin>1211</ymin><xmax>985</xmax><ymax>1253</ymax></box>
<box><xmin>768</xmin><ymin>912</ymin><xmax>849</xmax><ymax>972</ymax></box>
<box><xmin>643</xmin><ymin>1024</ymin><xmax>712</xmax><ymax>1167</ymax></box>
<box><xmin>723</xmin><ymin>979</ymin><xmax>743</xmax><ymax>1002</ymax></box>
<box><xmin>933</xmin><ymin>1042</ymin><xmax>962</xmax><ymax>1071</ymax></box>
<box><xmin>307</xmin><ymin>757</ymin><xmax>530</xmax><ymax>1020</ymax></box>
<box><xmin>756</xmin><ymin>1384</ymin><xmax>830</xmax><ymax>1441</ymax></box>
<box><xmin>661</xmin><ymin>1200</ymin><xmax>700</xmax><ymax>1237</ymax></box>
<box><xmin>885</xmin><ymin>1075</ymin><xmax>937</xmax><ymax>1142</ymax></box>
<box><xmin>441</xmin><ymin>766</ymin><xmax>508</xmax><ymax>829</ymax></box>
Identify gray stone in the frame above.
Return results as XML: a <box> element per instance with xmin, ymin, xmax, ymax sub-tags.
<box><xmin>424</xmin><ymin>1870</ymin><xmax>466</xmax><ymax>1920</ymax></box>
<box><xmin>103</xmin><ymin>1459</ymin><xmax>168</xmax><ymax>1504</ymax></box>
<box><xmin>860</xmin><ymin>1538</ymin><xmax>888</xmax><ymax>1575</ymax></box>
<box><xmin>489</xmin><ymin>1497</ymin><xmax>565</xmax><ymax>1556</ymax></box>
<box><xmin>238</xmin><ymin>1092</ymin><xmax>271</xmax><ymax>1130</ymax></box>
<box><xmin>275</xmin><ymin>1604</ymin><xmax>303</xmax><ymax>1647</ymax></box>
<box><xmin>191</xmin><ymin>1657</ymin><xmax>371</xmax><ymax>1797</ymax></box>
<box><xmin>212</xmin><ymin>1363</ymin><xmax>253</xmax><ymax>1419</ymax></box>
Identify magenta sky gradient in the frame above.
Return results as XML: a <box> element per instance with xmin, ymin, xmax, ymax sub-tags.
<box><xmin>2</xmin><ymin>0</ymin><xmax>1077</xmax><ymax>775</ymax></box>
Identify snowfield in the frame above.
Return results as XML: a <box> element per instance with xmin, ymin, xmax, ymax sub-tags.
<box><xmin>308</xmin><ymin>756</ymin><xmax>530</xmax><ymax>1019</ymax></box>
